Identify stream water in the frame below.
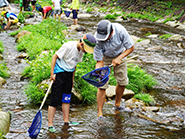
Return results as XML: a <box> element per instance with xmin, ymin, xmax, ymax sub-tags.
<box><xmin>0</xmin><ymin>4</ymin><xmax>185</xmax><ymax>139</ymax></box>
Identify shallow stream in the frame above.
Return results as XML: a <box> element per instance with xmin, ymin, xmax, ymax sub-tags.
<box><xmin>0</xmin><ymin>4</ymin><xmax>185</xmax><ymax>139</ymax></box>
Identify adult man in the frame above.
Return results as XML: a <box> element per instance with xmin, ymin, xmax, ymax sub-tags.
<box><xmin>94</xmin><ymin>20</ymin><xmax>134</xmax><ymax>119</ymax></box>
<box><xmin>1</xmin><ymin>11</ymin><xmax>18</xmax><ymax>29</ymax></box>
<box><xmin>38</xmin><ymin>6</ymin><xmax>52</xmax><ymax>21</ymax></box>
<box><xmin>48</xmin><ymin>34</ymin><xmax>96</xmax><ymax>132</ymax></box>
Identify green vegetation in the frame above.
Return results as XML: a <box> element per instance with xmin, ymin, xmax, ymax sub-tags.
<box><xmin>86</xmin><ymin>7</ymin><xmax>93</xmax><ymax>13</ymax></box>
<box><xmin>109</xmin><ymin>64</ymin><xmax>158</xmax><ymax>94</ymax></box>
<box><xmin>0</xmin><ymin>42</ymin><xmax>9</xmax><ymax>78</ymax></box>
<box><xmin>134</xmin><ymin>93</ymin><xmax>156</xmax><ymax>105</ymax></box>
<box><xmin>104</xmin><ymin>14</ymin><xmax>116</xmax><ymax>19</ymax></box>
<box><xmin>18</xmin><ymin>12</ymin><xmax>34</xmax><ymax>24</ymax></box>
<box><xmin>0</xmin><ymin>62</ymin><xmax>9</xmax><ymax>78</ymax></box>
<box><xmin>159</xmin><ymin>34</ymin><xmax>172</xmax><ymax>39</ymax></box>
<box><xmin>0</xmin><ymin>41</ymin><xmax>4</xmax><ymax>54</ymax></box>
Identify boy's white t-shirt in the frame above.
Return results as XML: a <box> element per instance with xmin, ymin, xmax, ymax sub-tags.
<box><xmin>52</xmin><ymin>0</ymin><xmax>60</xmax><ymax>9</ymax></box>
<box><xmin>55</xmin><ymin>41</ymin><xmax>83</xmax><ymax>72</ymax></box>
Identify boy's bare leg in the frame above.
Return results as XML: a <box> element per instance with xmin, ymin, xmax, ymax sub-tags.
<box><xmin>48</xmin><ymin>106</ymin><xmax>57</xmax><ymax>126</ymax></box>
<box><xmin>62</xmin><ymin>103</ymin><xmax>70</xmax><ymax>123</ymax></box>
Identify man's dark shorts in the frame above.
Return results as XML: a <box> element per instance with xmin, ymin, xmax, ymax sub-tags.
<box><xmin>49</xmin><ymin>72</ymin><xmax>73</xmax><ymax>107</ymax></box>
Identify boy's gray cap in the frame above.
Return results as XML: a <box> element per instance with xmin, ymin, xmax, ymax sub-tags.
<box><xmin>95</xmin><ymin>20</ymin><xmax>112</xmax><ymax>41</ymax></box>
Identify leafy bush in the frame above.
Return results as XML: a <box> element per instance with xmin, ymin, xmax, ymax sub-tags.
<box><xmin>15</xmin><ymin>19</ymin><xmax>67</xmax><ymax>60</ymax></box>
<box><xmin>75</xmin><ymin>53</ymin><xmax>97</xmax><ymax>104</ymax></box>
<box><xmin>24</xmin><ymin>83</ymin><xmax>45</xmax><ymax>104</ymax></box>
<box><xmin>127</xmin><ymin>64</ymin><xmax>158</xmax><ymax>94</ymax></box>
<box><xmin>0</xmin><ymin>41</ymin><xmax>4</xmax><ymax>54</ymax></box>
<box><xmin>0</xmin><ymin>62</ymin><xmax>9</xmax><ymax>78</ymax></box>
<box><xmin>104</xmin><ymin>14</ymin><xmax>116</xmax><ymax>19</ymax></box>
<box><xmin>134</xmin><ymin>93</ymin><xmax>156</xmax><ymax>105</ymax></box>
<box><xmin>86</xmin><ymin>7</ymin><xmax>92</xmax><ymax>13</ymax></box>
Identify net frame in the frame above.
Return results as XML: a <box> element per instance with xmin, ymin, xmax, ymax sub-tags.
<box><xmin>28</xmin><ymin>110</ymin><xmax>42</xmax><ymax>138</ymax></box>
<box><xmin>82</xmin><ymin>66</ymin><xmax>110</xmax><ymax>87</ymax></box>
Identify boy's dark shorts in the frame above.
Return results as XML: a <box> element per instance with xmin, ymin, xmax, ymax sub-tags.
<box><xmin>72</xmin><ymin>9</ymin><xmax>78</xmax><ymax>19</ymax></box>
<box><xmin>49</xmin><ymin>72</ymin><xmax>73</xmax><ymax>107</ymax></box>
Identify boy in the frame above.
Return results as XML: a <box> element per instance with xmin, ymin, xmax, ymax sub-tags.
<box><xmin>48</xmin><ymin>34</ymin><xmax>96</xmax><ymax>132</ymax></box>
<box><xmin>70</xmin><ymin>0</ymin><xmax>79</xmax><ymax>25</ymax></box>
<box><xmin>38</xmin><ymin>6</ymin><xmax>52</xmax><ymax>21</ymax></box>
<box><xmin>52</xmin><ymin>0</ymin><xmax>61</xmax><ymax>21</ymax></box>
<box><xmin>1</xmin><ymin>11</ymin><xmax>18</xmax><ymax>29</ymax></box>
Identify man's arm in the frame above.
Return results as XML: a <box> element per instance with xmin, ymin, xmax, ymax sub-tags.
<box><xmin>112</xmin><ymin>45</ymin><xmax>134</xmax><ymax>67</ymax></box>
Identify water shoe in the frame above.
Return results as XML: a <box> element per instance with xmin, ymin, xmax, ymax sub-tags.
<box><xmin>48</xmin><ymin>126</ymin><xmax>56</xmax><ymax>133</ymax></box>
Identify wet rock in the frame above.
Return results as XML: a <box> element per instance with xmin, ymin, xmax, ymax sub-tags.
<box><xmin>142</xmin><ymin>106</ymin><xmax>160</xmax><ymax>112</ymax></box>
<box><xmin>0</xmin><ymin>77</ymin><xmax>6</xmax><ymax>86</ymax></box>
<box><xmin>71</xmin><ymin>88</ymin><xmax>83</xmax><ymax>104</ymax></box>
<box><xmin>126</xmin><ymin>98</ymin><xmax>145</xmax><ymax>109</ymax></box>
<box><xmin>168</xmin><ymin>34</ymin><xmax>182</xmax><ymax>41</ymax></box>
<box><xmin>147</xmin><ymin>34</ymin><xmax>158</xmax><ymax>38</ymax></box>
<box><xmin>0</xmin><ymin>54</ymin><xmax>3</xmax><ymax>60</ymax></box>
<box><xmin>0</xmin><ymin>111</ymin><xmax>11</xmax><ymax>135</ymax></box>
<box><xmin>177</xmin><ymin>43</ymin><xmax>185</xmax><ymax>49</ymax></box>
<box><xmin>76</xmin><ymin>26</ymin><xmax>86</xmax><ymax>32</ymax></box>
<box><xmin>106</xmin><ymin>85</ymin><xmax>135</xmax><ymax>100</ymax></box>
<box><xmin>131</xmin><ymin>35</ymin><xmax>140</xmax><ymax>43</ymax></box>
<box><xmin>135</xmin><ymin>39</ymin><xmax>150</xmax><ymax>46</ymax></box>
<box><xmin>16</xmin><ymin>30</ymin><xmax>31</xmax><ymax>42</ymax></box>
<box><xmin>16</xmin><ymin>52</ymin><xmax>28</xmax><ymax>59</ymax></box>
<box><xmin>146</xmin><ymin>46</ymin><xmax>162</xmax><ymax>51</ymax></box>
<box><xmin>165</xmin><ymin>21</ymin><xmax>180</xmax><ymax>28</ymax></box>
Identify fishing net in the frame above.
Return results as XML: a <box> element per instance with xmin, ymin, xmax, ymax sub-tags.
<box><xmin>82</xmin><ymin>67</ymin><xmax>110</xmax><ymax>87</ymax></box>
<box><xmin>64</xmin><ymin>11</ymin><xmax>71</xmax><ymax>17</ymax></box>
<box><xmin>28</xmin><ymin>110</ymin><xmax>42</xmax><ymax>138</ymax></box>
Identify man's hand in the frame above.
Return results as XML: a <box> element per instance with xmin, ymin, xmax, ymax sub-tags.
<box><xmin>112</xmin><ymin>57</ymin><xmax>122</xmax><ymax>67</ymax></box>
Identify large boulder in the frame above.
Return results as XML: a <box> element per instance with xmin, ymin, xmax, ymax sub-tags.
<box><xmin>0</xmin><ymin>77</ymin><xmax>6</xmax><ymax>86</ymax></box>
<box><xmin>106</xmin><ymin>85</ymin><xmax>135</xmax><ymax>100</ymax></box>
<box><xmin>16</xmin><ymin>30</ymin><xmax>31</xmax><ymax>42</ymax></box>
<box><xmin>0</xmin><ymin>111</ymin><xmax>11</xmax><ymax>135</ymax></box>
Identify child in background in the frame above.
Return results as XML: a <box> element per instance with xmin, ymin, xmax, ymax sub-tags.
<box><xmin>70</xmin><ymin>0</ymin><xmax>79</xmax><ymax>25</ymax></box>
<box><xmin>52</xmin><ymin>0</ymin><xmax>61</xmax><ymax>21</ymax></box>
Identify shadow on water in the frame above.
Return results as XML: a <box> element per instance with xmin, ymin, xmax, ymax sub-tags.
<box><xmin>0</xmin><ymin>14</ymin><xmax>185</xmax><ymax>138</ymax></box>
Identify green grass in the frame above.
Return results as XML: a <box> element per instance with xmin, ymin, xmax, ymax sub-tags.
<box><xmin>0</xmin><ymin>41</ymin><xmax>4</xmax><ymax>54</ymax></box>
<box><xmin>134</xmin><ymin>93</ymin><xmax>156</xmax><ymax>105</ymax></box>
<box><xmin>159</xmin><ymin>34</ymin><xmax>172</xmax><ymax>39</ymax></box>
<box><xmin>0</xmin><ymin>62</ymin><xmax>9</xmax><ymax>78</ymax></box>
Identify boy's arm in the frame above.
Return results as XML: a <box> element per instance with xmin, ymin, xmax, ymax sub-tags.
<box><xmin>5</xmin><ymin>18</ymin><xmax>11</xmax><ymax>29</ymax></box>
<box><xmin>50</xmin><ymin>54</ymin><xmax>58</xmax><ymax>81</ymax></box>
<box><xmin>72</xmin><ymin>67</ymin><xmax>76</xmax><ymax>87</ymax></box>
